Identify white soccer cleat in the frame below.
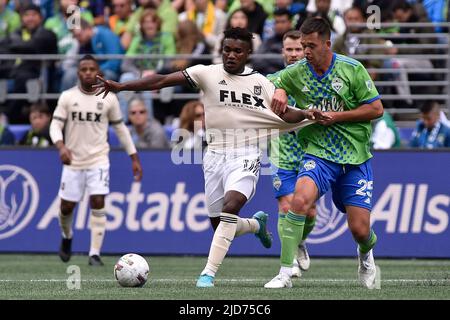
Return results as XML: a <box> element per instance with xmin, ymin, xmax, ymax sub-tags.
<box><xmin>297</xmin><ymin>242</ymin><xmax>311</xmax><ymax>271</ymax></box>
<box><xmin>291</xmin><ymin>258</ymin><xmax>302</xmax><ymax>278</ymax></box>
<box><xmin>264</xmin><ymin>273</ymin><xmax>293</xmax><ymax>289</ymax></box>
<box><xmin>358</xmin><ymin>248</ymin><xmax>377</xmax><ymax>289</ymax></box>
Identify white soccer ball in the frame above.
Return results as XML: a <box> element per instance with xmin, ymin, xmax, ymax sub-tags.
<box><xmin>114</xmin><ymin>253</ymin><xmax>150</xmax><ymax>287</ymax></box>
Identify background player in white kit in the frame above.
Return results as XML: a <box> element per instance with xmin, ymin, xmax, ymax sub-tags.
<box><xmin>50</xmin><ymin>55</ymin><xmax>143</xmax><ymax>266</ymax></box>
<box><xmin>94</xmin><ymin>28</ymin><xmax>329</xmax><ymax>285</ymax></box>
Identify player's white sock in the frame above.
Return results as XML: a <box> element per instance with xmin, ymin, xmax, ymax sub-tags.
<box><xmin>235</xmin><ymin>217</ymin><xmax>259</xmax><ymax>237</ymax></box>
<box><xmin>280</xmin><ymin>266</ymin><xmax>293</xmax><ymax>277</ymax></box>
<box><xmin>59</xmin><ymin>210</ymin><xmax>73</xmax><ymax>239</ymax></box>
<box><xmin>202</xmin><ymin>213</ymin><xmax>238</xmax><ymax>277</ymax></box>
<box><xmin>89</xmin><ymin>209</ymin><xmax>106</xmax><ymax>257</ymax></box>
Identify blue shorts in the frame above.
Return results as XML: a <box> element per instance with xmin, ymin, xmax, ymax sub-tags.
<box><xmin>271</xmin><ymin>166</ymin><xmax>298</xmax><ymax>199</ymax></box>
<box><xmin>298</xmin><ymin>154</ymin><xmax>373</xmax><ymax>213</ymax></box>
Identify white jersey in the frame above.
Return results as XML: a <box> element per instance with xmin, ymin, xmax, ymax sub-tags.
<box><xmin>183</xmin><ymin>64</ymin><xmax>312</xmax><ymax>150</ymax></box>
<box><xmin>51</xmin><ymin>86</ymin><xmax>126</xmax><ymax>169</ymax></box>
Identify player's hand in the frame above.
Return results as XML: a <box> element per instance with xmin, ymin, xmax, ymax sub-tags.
<box><xmin>271</xmin><ymin>89</ymin><xmax>288</xmax><ymax>115</ymax></box>
<box><xmin>58</xmin><ymin>146</ymin><xmax>72</xmax><ymax>165</ymax></box>
<box><xmin>305</xmin><ymin>109</ymin><xmax>333</xmax><ymax>121</ymax></box>
<box><xmin>317</xmin><ymin>112</ymin><xmax>338</xmax><ymax>126</ymax></box>
<box><xmin>131</xmin><ymin>154</ymin><xmax>143</xmax><ymax>181</ymax></box>
<box><xmin>92</xmin><ymin>75</ymin><xmax>121</xmax><ymax>99</ymax></box>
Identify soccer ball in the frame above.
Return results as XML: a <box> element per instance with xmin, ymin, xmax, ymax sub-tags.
<box><xmin>114</xmin><ymin>253</ymin><xmax>150</xmax><ymax>287</ymax></box>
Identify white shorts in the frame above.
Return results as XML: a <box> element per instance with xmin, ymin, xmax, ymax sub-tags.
<box><xmin>58</xmin><ymin>164</ymin><xmax>110</xmax><ymax>202</ymax></box>
<box><xmin>203</xmin><ymin>147</ymin><xmax>261</xmax><ymax>218</ymax></box>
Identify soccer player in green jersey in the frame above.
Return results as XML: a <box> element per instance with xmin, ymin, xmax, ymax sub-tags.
<box><xmin>266</xmin><ymin>30</ymin><xmax>317</xmax><ymax>278</ymax></box>
<box><xmin>265</xmin><ymin>17</ymin><xmax>383</xmax><ymax>289</ymax></box>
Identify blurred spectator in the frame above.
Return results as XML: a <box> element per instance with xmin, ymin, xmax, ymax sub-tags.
<box><xmin>79</xmin><ymin>0</ymin><xmax>107</xmax><ymax>25</ymax></box>
<box><xmin>171</xmin><ymin>0</ymin><xmax>195</xmax><ymax>13</ymax></box>
<box><xmin>308</xmin><ymin>0</ymin><xmax>346</xmax><ymax>37</ymax></box>
<box><xmin>0</xmin><ymin>112</ymin><xmax>15</xmax><ymax>145</ymax></box>
<box><xmin>171</xmin><ymin>20</ymin><xmax>210</xmax><ymax>72</ymax></box>
<box><xmin>177</xmin><ymin>100</ymin><xmax>205</xmax><ymax>150</ymax></box>
<box><xmin>264</xmin><ymin>0</ymin><xmax>308</xmax><ymax>39</ymax></box>
<box><xmin>72</xmin><ymin>18</ymin><xmax>124</xmax><ymax>81</ymax></box>
<box><xmin>6</xmin><ymin>4</ymin><xmax>57</xmax><ymax>123</ymax></box>
<box><xmin>178</xmin><ymin>0</ymin><xmax>227</xmax><ymax>51</ymax></box>
<box><xmin>108</xmin><ymin>0</ymin><xmax>134</xmax><ymax>48</ymax></box>
<box><xmin>151</xmin><ymin>20</ymin><xmax>209</xmax><ymax>125</ymax></box>
<box><xmin>385</xmin><ymin>0</ymin><xmax>438</xmax><ymax>106</ymax></box>
<box><xmin>127</xmin><ymin>97</ymin><xmax>170</xmax><ymax>148</ymax></box>
<box><xmin>252</xmin><ymin>8</ymin><xmax>293</xmax><ymax>75</ymax></box>
<box><xmin>122</xmin><ymin>0</ymin><xmax>178</xmax><ymax>49</ymax></box>
<box><xmin>420</xmin><ymin>0</ymin><xmax>448</xmax><ymax>32</ymax></box>
<box><xmin>0</xmin><ymin>0</ymin><xmax>20</xmax><ymax>39</ymax></box>
<box><xmin>213</xmin><ymin>9</ymin><xmax>262</xmax><ymax>64</ymax></box>
<box><xmin>10</xmin><ymin>0</ymin><xmax>54</xmax><ymax>20</ymax></box>
<box><xmin>19</xmin><ymin>102</ymin><xmax>52</xmax><ymax>147</ymax></box>
<box><xmin>237</xmin><ymin>0</ymin><xmax>268</xmax><ymax>38</ymax></box>
<box><xmin>332</xmin><ymin>6</ymin><xmax>386</xmax><ymax>79</ymax></box>
<box><xmin>392</xmin><ymin>0</ymin><xmax>435</xmax><ymax>54</ymax></box>
<box><xmin>228</xmin><ymin>0</ymin><xmax>273</xmax><ymax>19</ymax></box>
<box><xmin>371</xmin><ymin>111</ymin><xmax>401</xmax><ymax>149</ymax></box>
<box><xmin>119</xmin><ymin>9</ymin><xmax>176</xmax><ymax>121</ymax></box>
<box><xmin>306</xmin><ymin>0</ymin><xmax>352</xmax><ymax>16</ymax></box>
<box><xmin>45</xmin><ymin>0</ymin><xmax>94</xmax><ymax>91</ymax></box>
<box><xmin>410</xmin><ymin>101</ymin><xmax>450</xmax><ymax>148</ymax></box>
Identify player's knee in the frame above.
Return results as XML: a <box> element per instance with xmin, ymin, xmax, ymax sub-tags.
<box><xmin>349</xmin><ymin>223</ymin><xmax>370</xmax><ymax>242</ymax></box>
<box><xmin>90</xmin><ymin>196</ymin><xmax>105</xmax><ymax>210</ymax></box>
<box><xmin>222</xmin><ymin>199</ymin><xmax>243</xmax><ymax>215</ymax></box>
<box><xmin>291</xmin><ymin>193</ymin><xmax>312</xmax><ymax>214</ymax></box>
<box><xmin>278</xmin><ymin>197</ymin><xmax>291</xmax><ymax>213</ymax></box>
<box><xmin>60</xmin><ymin>201</ymin><xmax>75</xmax><ymax>216</ymax></box>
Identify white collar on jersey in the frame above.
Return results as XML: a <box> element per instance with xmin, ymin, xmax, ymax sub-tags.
<box><xmin>221</xmin><ymin>64</ymin><xmax>254</xmax><ymax>76</ymax></box>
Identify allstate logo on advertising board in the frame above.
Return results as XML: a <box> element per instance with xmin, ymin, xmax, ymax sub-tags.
<box><xmin>306</xmin><ymin>193</ymin><xmax>348</xmax><ymax>244</ymax></box>
<box><xmin>0</xmin><ymin>165</ymin><xmax>39</xmax><ymax>240</ymax></box>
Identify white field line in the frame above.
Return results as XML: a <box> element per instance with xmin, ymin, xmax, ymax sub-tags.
<box><xmin>0</xmin><ymin>278</ymin><xmax>449</xmax><ymax>283</ymax></box>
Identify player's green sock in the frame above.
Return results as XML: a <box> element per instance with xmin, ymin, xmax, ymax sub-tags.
<box><xmin>280</xmin><ymin>211</ymin><xmax>305</xmax><ymax>267</ymax></box>
<box><xmin>302</xmin><ymin>215</ymin><xmax>316</xmax><ymax>241</ymax></box>
<box><xmin>358</xmin><ymin>229</ymin><xmax>377</xmax><ymax>254</ymax></box>
<box><xmin>277</xmin><ymin>213</ymin><xmax>286</xmax><ymax>243</ymax></box>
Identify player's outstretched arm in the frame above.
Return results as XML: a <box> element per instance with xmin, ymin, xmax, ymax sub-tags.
<box><xmin>93</xmin><ymin>71</ymin><xmax>188</xmax><ymax>99</ymax></box>
<box><xmin>318</xmin><ymin>99</ymin><xmax>383</xmax><ymax>126</ymax></box>
<box><xmin>280</xmin><ymin>107</ymin><xmax>332</xmax><ymax>123</ymax></box>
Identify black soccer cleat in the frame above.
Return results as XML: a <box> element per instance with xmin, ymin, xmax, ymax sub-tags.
<box><xmin>88</xmin><ymin>255</ymin><xmax>104</xmax><ymax>266</ymax></box>
<box><xmin>59</xmin><ymin>238</ymin><xmax>72</xmax><ymax>262</ymax></box>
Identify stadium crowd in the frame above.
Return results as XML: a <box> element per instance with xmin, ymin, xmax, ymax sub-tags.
<box><xmin>0</xmin><ymin>0</ymin><xmax>449</xmax><ymax>148</ymax></box>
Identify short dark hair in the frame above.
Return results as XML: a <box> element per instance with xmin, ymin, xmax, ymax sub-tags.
<box><xmin>344</xmin><ymin>6</ymin><xmax>365</xmax><ymax>19</ymax></box>
<box><xmin>273</xmin><ymin>8</ymin><xmax>292</xmax><ymax>19</ymax></box>
<box><xmin>30</xmin><ymin>103</ymin><xmax>50</xmax><ymax>116</ymax></box>
<box><xmin>79</xmin><ymin>54</ymin><xmax>98</xmax><ymax>65</ymax></box>
<box><xmin>283</xmin><ymin>30</ymin><xmax>301</xmax><ymax>41</ymax></box>
<box><xmin>21</xmin><ymin>3</ymin><xmax>41</xmax><ymax>16</ymax></box>
<box><xmin>420</xmin><ymin>101</ymin><xmax>440</xmax><ymax>114</ymax></box>
<box><xmin>299</xmin><ymin>16</ymin><xmax>331</xmax><ymax>40</ymax></box>
<box><xmin>223</xmin><ymin>27</ymin><xmax>254</xmax><ymax>47</ymax></box>
<box><xmin>392</xmin><ymin>0</ymin><xmax>412</xmax><ymax>12</ymax></box>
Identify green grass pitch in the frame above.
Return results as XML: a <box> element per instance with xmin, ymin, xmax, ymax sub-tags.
<box><xmin>0</xmin><ymin>254</ymin><xmax>449</xmax><ymax>300</ymax></box>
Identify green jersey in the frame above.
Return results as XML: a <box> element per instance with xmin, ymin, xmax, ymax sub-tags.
<box><xmin>267</xmin><ymin>71</ymin><xmax>305</xmax><ymax>171</ymax></box>
<box><xmin>0</xmin><ymin>8</ymin><xmax>20</xmax><ymax>38</ymax></box>
<box><xmin>273</xmin><ymin>53</ymin><xmax>380</xmax><ymax>165</ymax></box>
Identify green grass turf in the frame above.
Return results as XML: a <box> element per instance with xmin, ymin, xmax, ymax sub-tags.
<box><xmin>0</xmin><ymin>254</ymin><xmax>449</xmax><ymax>300</ymax></box>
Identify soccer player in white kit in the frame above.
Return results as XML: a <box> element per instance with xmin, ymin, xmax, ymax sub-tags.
<box><xmin>94</xmin><ymin>28</ymin><xmax>329</xmax><ymax>285</ymax></box>
<box><xmin>50</xmin><ymin>55</ymin><xmax>143</xmax><ymax>266</ymax></box>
